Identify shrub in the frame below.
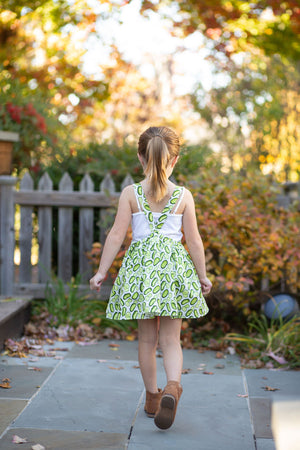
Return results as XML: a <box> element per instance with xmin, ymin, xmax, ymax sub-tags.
<box><xmin>184</xmin><ymin>168</ymin><xmax>300</xmax><ymax>313</ymax></box>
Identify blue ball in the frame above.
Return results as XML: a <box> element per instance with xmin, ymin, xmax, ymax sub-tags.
<box><xmin>263</xmin><ymin>294</ymin><xmax>299</xmax><ymax>319</ymax></box>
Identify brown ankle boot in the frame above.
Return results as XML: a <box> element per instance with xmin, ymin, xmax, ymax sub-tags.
<box><xmin>154</xmin><ymin>381</ymin><xmax>183</xmax><ymax>430</ymax></box>
<box><xmin>144</xmin><ymin>389</ymin><xmax>162</xmax><ymax>418</ymax></box>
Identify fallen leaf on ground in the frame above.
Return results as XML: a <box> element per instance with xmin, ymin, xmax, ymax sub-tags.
<box><xmin>109</xmin><ymin>343</ymin><xmax>120</xmax><ymax>348</ymax></box>
<box><xmin>32</xmin><ymin>444</ymin><xmax>45</xmax><ymax>450</ymax></box>
<box><xmin>198</xmin><ymin>347</ymin><xmax>206</xmax><ymax>353</ymax></box>
<box><xmin>262</xmin><ymin>386</ymin><xmax>279</xmax><ymax>391</ymax></box>
<box><xmin>54</xmin><ymin>356</ymin><xmax>63</xmax><ymax>360</ymax></box>
<box><xmin>133</xmin><ymin>365</ymin><xmax>140</xmax><ymax>369</ymax></box>
<box><xmin>49</xmin><ymin>347</ymin><xmax>69</xmax><ymax>352</ymax></box>
<box><xmin>227</xmin><ymin>346</ymin><xmax>236</xmax><ymax>355</ymax></box>
<box><xmin>27</xmin><ymin>367</ymin><xmax>41</xmax><ymax>371</ymax></box>
<box><xmin>97</xmin><ymin>359</ymin><xmax>107</xmax><ymax>363</ymax></box>
<box><xmin>28</xmin><ymin>357</ymin><xmax>39</xmax><ymax>362</ymax></box>
<box><xmin>203</xmin><ymin>371</ymin><xmax>214</xmax><ymax>375</ymax></box>
<box><xmin>215</xmin><ymin>352</ymin><xmax>224</xmax><ymax>359</ymax></box>
<box><xmin>125</xmin><ymin>335</ymin><xmax>135</xmax><ymax>341</ymax></box>
<box><xmin>108</xmin><ymin>366</ymin><xmax>124</xmax><ymax>370</ymax></box>
<box><xmin>214</xmin><ymin>364</ymin><xmax>225</xmax><ymax>369</ymax></box>
<box><xmin>267</xmin><ymin>351</ymin><xmax>288</xmax><ymax>365</ymax></box>
<box><xmin>76</xmin><ymin>339</ymin><xmax>97</xmax><ymax>346</ymax></box>
<box><xmin>265</xmin><ymin>362</ymin><xmax>274</xmax><ymax>369</ymax></box>
<box><xmin>12</xmin><ymin>434</ymin><xmax>27</xmax><ymax>443</ymax></box>
<box><xmin>182</xmin><ymin>368</ymin><xmax>191</xmax><ymax>374</ymax></box>
<box><xmin>92</xmin><ymin>317</ymin><xmax>101</xmax><ymax>326</ymax></box>
<box><xmin>237</xmin><ymin>394</ymin><xmax>248</xmax><ymax>398</ymax></box>
<box><xmin>0</xmin><ymin>377</ymin><xmax>11</xmax><ymax>389</ymax></box>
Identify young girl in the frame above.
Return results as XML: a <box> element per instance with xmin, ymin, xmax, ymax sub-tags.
<box><xmin>90</xmin><ymin>126</ymin><xmax>211</xmax><ymax>430</ymax></box>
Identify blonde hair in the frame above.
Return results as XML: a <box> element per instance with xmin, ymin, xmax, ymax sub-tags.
<box><xmin>138</xmin><ymin>126</ymin><xmax>180</xmax><ymax>202</ymax></box>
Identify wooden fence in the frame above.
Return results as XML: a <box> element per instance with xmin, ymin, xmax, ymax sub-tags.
<box><xmin>0</xmin><ymin>172</ymin><xmax>134</xmax><ymax>299</ymax></box>
<box><xmin>0</xmin><ymin>173</ymin><xmax>299</xmax><ymax>299</ymax></box>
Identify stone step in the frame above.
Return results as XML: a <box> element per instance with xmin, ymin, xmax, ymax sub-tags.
<box><xmin>0</xmin><ymin>297</ymin><xmax>32</xmax><ymax>350</ymax></box>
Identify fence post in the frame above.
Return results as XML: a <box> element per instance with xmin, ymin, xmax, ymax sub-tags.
<box><xmin>79</xmin><ymin>174</ymin><xmax>94</xmax><ymax>282</ymax></box>
<box><xmin>19</xmin><ymin>172</ymin><xmax>34</xmax><ymax>283</ymax></box>
<box><xmin>99</xmin><ymin>174</ymin><xmax>116</xmax><ymax>245</ymax></box>
<box><xmin>38</xmin><ymin>173</ymin><xmax>53</xmax><ymax>283</ymax></box>
<box><xmin>0</xmin><ymin>176</ymin><xmax>17</xmax><ymax>295</ymax></box>
<box><xmin>58</xmin><ymin>172</ymin><xmax>73</xmax><ymax>282</ymax></box>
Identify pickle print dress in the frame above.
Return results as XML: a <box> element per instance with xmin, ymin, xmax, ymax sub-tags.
<box><xmin>106</xmin><ymin>183</ymin><xmax>209</xmax><ymax>320</ymax></box>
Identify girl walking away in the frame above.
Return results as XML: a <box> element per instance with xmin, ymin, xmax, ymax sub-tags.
<box><xmin>90</xmin><ymin>126</ymin><xmax>212</xmax><ymax>430</ymax></box>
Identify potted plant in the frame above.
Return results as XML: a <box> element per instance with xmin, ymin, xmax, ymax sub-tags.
<box><xmin>0</xmin><ymin>130</ymin><xmax>19</xmax><ymax>175</ymax></box>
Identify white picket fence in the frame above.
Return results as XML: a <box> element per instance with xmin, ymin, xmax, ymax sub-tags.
<box><xmin>0</xmin><ymin>172</ymin><xmax>134</xmax><ymax>298</ymax></box>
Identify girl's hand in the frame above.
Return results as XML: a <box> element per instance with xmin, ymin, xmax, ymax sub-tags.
<box><xmin>199</xmin><ymin>276</ymin><xmax>212</xmax><ymax>295</ymax></box>
<box><xmin>89</xmin><ymin>272</ymin><xmax>106</xmax><ymax>292</ymax></box>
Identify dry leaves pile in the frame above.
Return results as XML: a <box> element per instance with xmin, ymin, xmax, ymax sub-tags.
<box><xmin>3</xmin><ymin>316</ymin><xmax>138</xmax><ymax>358</ymax></box>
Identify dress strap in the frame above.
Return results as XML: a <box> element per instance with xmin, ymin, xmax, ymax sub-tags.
<box><xmin>134</xmin><ymin>183</ymin><xmax>154</xmax><ymax>231</ymax></box>
<box><xmin>133</xmin><ymin>184</ymin><xmax>142</xmax><ymax>212</ymax></box>
<box><xmin>155</xmin><ymin>187</ymin><xmax>182</xmax><ymax>230</ymax></box>
<box><xmin>172</xmin><ymin>187</ymin><xmax>185</xmax><ymax>214</ymax></box>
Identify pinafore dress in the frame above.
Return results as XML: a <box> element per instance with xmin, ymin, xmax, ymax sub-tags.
<box><xmin>106</xmin><ymin>183</ymin><xmax>209</xmax><ymax>320</ymax></box>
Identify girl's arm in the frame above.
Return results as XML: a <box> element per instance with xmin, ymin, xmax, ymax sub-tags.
<box><xmin>182</xmin><ymin>189</ymin><xmax>212</xmax><ymax>295</ymax></box>
<box><xmin>89</xmin><ymin>186</ymin><xmax>132</xmax><ymax>291</ymax></box>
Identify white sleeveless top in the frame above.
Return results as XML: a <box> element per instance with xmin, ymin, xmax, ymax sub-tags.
<box><xmin>131</xmin><ymin>186</ymin><xmax>185</xmax><ymax>243</ymax></box>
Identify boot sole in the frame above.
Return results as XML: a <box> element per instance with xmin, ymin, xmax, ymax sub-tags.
<box><xmin>154</xmin><ymin>394</ymin><xmax>176</xmax><ymax>430</ymax></box>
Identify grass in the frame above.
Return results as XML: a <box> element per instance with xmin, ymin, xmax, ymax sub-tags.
<box><xmin>31</xmin><ymin>274</ymin><xmax>137</xmax><ymax>334</ymax></box>
<box><xmin>225</xmin><ymin>311</ymin><xmax>300</xmax><ymax>368</ymax></box>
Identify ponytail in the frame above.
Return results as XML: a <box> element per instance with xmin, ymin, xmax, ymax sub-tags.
<box><xmin>138</xmin><ymin>126</ymin><xmax>180</xmax><ymax>202</ymax></box>
<box><xmin>145</xmin><ymin>136</ymin><xmax>169</xmax><ymax>202</ymax></box>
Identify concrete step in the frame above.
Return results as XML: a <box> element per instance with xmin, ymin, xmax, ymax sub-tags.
<box><xmin>0</xmin><ymin>297</ymin><xmax>32</xmax><ymax>350</ymax></box>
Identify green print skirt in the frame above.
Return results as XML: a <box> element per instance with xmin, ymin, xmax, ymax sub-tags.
<box><xmin>106</xmin><ymin>232</ymin><xmax>209</xmax><ymax>320</ymax></box>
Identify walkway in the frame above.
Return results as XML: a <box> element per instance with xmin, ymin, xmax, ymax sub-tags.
<box><xmin>0</xmin><ymin>340</ymin><xmax>299</xmax><ymax>449</ymax></box>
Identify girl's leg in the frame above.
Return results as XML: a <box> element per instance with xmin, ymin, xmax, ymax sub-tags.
<box><xmin>158</xmin><ymin>317</ymin><xmax>183</xmax><ymax>382</ymax></box>
<box><xmin>138</xmin><ymin>318</ymin><xmax>159</xmax><ymax>393</ymax></box>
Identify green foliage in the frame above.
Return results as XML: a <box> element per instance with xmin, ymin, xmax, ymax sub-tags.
<box><xmin>41</xmin><ymin>273</ymin><xmax>137</xmax><ymax>333</ymax></box>
<box><xmin>225</xmin><ymin>312</ymin><xmax>300</xmax><ymax>368</ymax></box>
<box><xmin>44</xmin><ymin>274</ymin><xmax>85</xmax><ymax>327</ymax></box>
<box><xmin>192</xmin><ymin>54</ymin><xmax>300</xmax><ymax>182</ymax></box>
<box><xmin>28</xmin><ymin>141</ymin><xmax>217</xmax><ymax>189</ymax></box>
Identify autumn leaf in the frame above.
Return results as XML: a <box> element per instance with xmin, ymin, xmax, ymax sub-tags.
<box><xmin>214</xmin><ymin>364</ymin><xmax>225</xmax><ymax>369</ymax></box>
<box><xmin>92</xmin><ymin>318</ymin><xmax>101</xmax><ymax>326</ymax></box>
<box><xmin>262</xmin><ymin>386</ymin><xmax>279</xmax><ymax>392</ymax></box>
<box><xmin>182</xmin><ymin>368</ymin><xmax>191</xmax><ymax>374</ymax></box>
<box><xmin>108</xmin><ymin>366</ymin><xmax>124</xmax><ymax>370</ymax></box>
<box><xmin>125</xmin><ymin>335</ymin><xmax>135</xmax><ymax>341</ymax></box>
<box><xmin>237</xmin><ymin>394</ymin><xmax>248</xmax><ymax>398</ymax></box>
<box><xmin>109</xmin><ymin>343</ymin><xmax>120</xmax><ymax>348</ymax></box>
<box><xmin>203</xmin><ymin>371</ymin><xmax>214</xmax><ymax>375</ymax></box>
<box><xmin>0</xmin><ymin>377</ymin><xmax>11</xmax><ymax>389</ymax></box>
<box><xmin>12</xmin><ymin>434</ymin><xmax>27</xmax><ymax>443</ymax></box>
